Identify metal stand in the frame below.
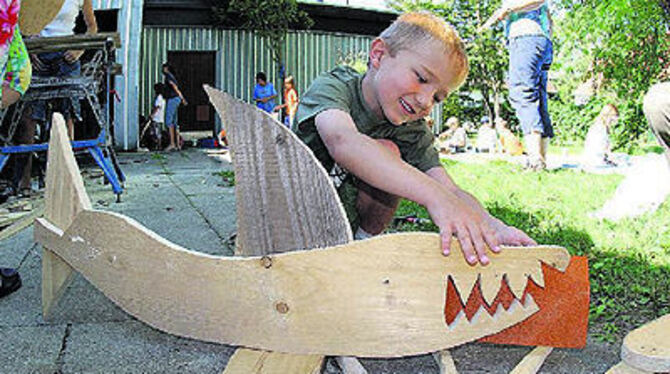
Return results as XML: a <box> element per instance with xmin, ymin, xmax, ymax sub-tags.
<box><xmin>0</xmin><ymin>34</ymin><xmax>125</xmax><ymax>201</ymax></box>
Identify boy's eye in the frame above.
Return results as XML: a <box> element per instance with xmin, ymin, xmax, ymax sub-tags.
<box><xmin>415</xmin><ymin>72</ymin><xmax>428</xmax><ymax>83</ymax></box>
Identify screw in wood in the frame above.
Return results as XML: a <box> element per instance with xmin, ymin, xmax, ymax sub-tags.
<box><xmin>275</xmin><ymin>301</ymin><xmax>289</xmax><ymax>314</ymax></box>
<box><xmin>260</xmin><ymin>256</ymin><xmax>273</xmax><ymax>269</ymax></box>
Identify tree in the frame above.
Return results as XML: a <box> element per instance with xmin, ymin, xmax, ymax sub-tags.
<box><xmin>551</xmin><ymin>0</ymin><xmax>669</xmax><ymax>148</ymax></box>
<box><xmin>211</xmin><ymin>0</ymin><xmax>313</xmax><ymax>66</ymax></box>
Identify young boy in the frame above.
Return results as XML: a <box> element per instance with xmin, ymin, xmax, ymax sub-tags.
<box><xmin>143</xmin><ymin>83</ymin><xmax>165</xmax><ymax>150</ymax></box>
<box><xmin>252</xmin><ymin>71</ymin><xmax>277</xmax><ymax>114</ymax></box>
<box><xmin>294</xmin><ymin>12</ymin><xmax>535</xmax><ymax>265</ymax></box>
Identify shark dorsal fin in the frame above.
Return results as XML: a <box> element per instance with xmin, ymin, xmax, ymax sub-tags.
<box><xmin>45</xmin><ymin>113</ymin><xmax>92</xmax><ymax>231</ymax></box>
<box><xmin>205</xmin><ymin>85</ymin><xmax>352</xmax><ymax>255</ymax></box>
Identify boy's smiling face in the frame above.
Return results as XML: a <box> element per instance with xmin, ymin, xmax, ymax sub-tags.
<box><xmin>365</xmin><ymin>38</ymin><xmax>456</xmax><ymax>125</ymax></box>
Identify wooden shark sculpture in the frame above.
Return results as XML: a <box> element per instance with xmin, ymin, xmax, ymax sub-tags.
<box><xmin>34</xmin><ymin>91</ymin><xmax>588</xmax><ymax>363</ymax></box>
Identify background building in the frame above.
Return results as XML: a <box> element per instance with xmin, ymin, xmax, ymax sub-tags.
<box><xmin>91</xmin><ymin>0</ymin><xmax>442</xmax><ymax>150</ymax></box>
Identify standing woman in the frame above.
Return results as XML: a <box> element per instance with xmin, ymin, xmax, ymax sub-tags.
<box><xmin>27</xmin><ymin>0</ymin><xmax>97</xmax><ymax>140</ymax></box>
<box><xmin>17</xmin><ymin>0</ymin><xmax>96</xmax><ymax>196</ymax></box>
<box><xmin>481</xmin><ymin>0</ymin><xmax>553</xmax><ymax>170</ymax></box>
<box><xmin>0</xmin><ymin>0</ymin><xmax>32</xmax><ymax>297</ymax></box>
<box><xmin>162</xmin><ymin>62</ymin><xmax>187</xmax><ymax>151</ymax></box>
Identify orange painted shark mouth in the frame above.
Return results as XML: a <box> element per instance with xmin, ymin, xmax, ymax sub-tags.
<box><xmin>445</xmin><ymin>257</ymin><xmax>590</xmax><ymax>348</ymax></box>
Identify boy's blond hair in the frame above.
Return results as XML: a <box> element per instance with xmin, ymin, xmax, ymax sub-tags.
<box><xmin>379</xmin><ymin>12</ymin><xmax>469</xmax><ymax>90</ymax></box>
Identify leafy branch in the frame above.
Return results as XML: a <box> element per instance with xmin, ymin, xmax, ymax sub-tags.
<box><xmin>211</xmin><ymin>0</ymin><xmax>314</xmax><ymax>65</ymax></box>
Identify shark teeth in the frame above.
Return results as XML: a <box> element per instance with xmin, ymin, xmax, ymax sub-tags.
<box><xmin>447</xmin><ymin>294</ymin><xmax>538</xmax><ymax>329</ymax></box>
<box><xmin>449</xmin><ymin>246</ymin><xmax>569</xmax><ymax>306</ymax></box>
<box><xmin>480</xmin><ymin>272</ymin><xmax>504</xmax><ymax>306</ymax></box>
<box><xmin>451</xmin><ymin>272</ymin><xmax>479</xmax><ymax>306</ymax></box>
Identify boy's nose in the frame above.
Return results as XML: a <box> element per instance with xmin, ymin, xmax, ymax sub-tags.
<box><xmin>415</xmin><ymin>94</ymin><xmax>431</xmax><ymax>113</ymax></box>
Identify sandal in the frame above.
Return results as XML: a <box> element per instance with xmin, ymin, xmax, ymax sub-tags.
<box><xmin>18</xmin><ymin>188</ymin><xmax>32</xmax><ymax>198</ymax></box>
<box><xmin>0</xmin><ymin>268</ymin><xmax>21</xmax><ymax>298</ymax></box>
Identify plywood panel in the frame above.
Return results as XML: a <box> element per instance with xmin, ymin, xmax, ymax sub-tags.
<box><xmin>621</xmin><ymin>313</ymin><xmax>670</xmax><ymax>372</ymax></box>
<box><xmin>40</xmin><ymin>113</ymin><xmax>90</xmax><ymax>319</ymax></box>
<box><xmin>36</xmin><ymin>214</ymin><xmax>568</xmax><ymax>357</ymax></box>
<box><xmin>20</xmin><ymin>0</ymin><xmax>64</xmax><ymax>36</ymax></box>
<box><xmin>204</xmin><ymin>86</ymin><xmax>352</xmax><ymax>256</ymax></box>
<box><xmin>222</xmin><ymin>349</ymin><xmax>323</xmax><ymax>374</ymax></box>
<box><xmin>205</xmin><ymin>86</ymin><xmax>349</xmax><ymax>372</ymax></box>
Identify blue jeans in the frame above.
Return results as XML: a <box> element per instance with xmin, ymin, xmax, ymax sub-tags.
<box><xmin>165</xmin><ymin>96</ymin><xmax>181</xmax><ymax>128</ymax></box>
<box><xmin>508</xmin><ymin>36</ymin><xmax>553</xmax><ymax>137</ymax></box>
<box><xmin>30</xmin><ymin>52</ymin><xmax>82</xmax><ymax>122</ymax></box>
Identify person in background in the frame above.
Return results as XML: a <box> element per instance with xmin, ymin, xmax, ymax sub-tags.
<box><xmin>162</xmin><ymin>62</ymin><xmax>187</xmax><ymax>151</ymax></box>
<box><xmin>476</xmin><ymin>116</ymin><xmax>498</xmax><ymax>153</ymax></box>
<box><xmin>438</xmin><ymin>117</ymin><xmax>467</xmax><ymax>153</ymax></box>
<box><xmin>27</xmin><ymin>0</ymin><xmax>97</xmax><ymax>140</ymax></box>
<box><xmin>16</xmin><ymin>0</ymin><xmax>97</xmax><ymax>197</ymax></box>
<box><xmin>643</xmin><ymin>82</ymin><xmax>670</xmax><ymax>167</ymax></box>
<box><xmin>581</xmin><ymin>103</ymin><xmax>619</xmax><ymax>168</ymax></box>
<box><xmin>592</xmin><ymin>83</ymin><xmax>670</xmax><ymax>220</ymax></box>
<box><xmin>145</xmin><ymin>82</ymin><xmax>165</xmax><ymax>150</ymax></box>
<box><xmin>275</xmin><ymin>75</ymin><xmax>299</xmax><ymax>128</ymax></box>
<box><xmin>496</xmin><ymin>118</ymin><xmax>524</xmax><ymax>156</ymax></box>
<box><xmin>0</xmin><ymin>0</ymin><xmax>32</xmax><ymax>298</ymax></box>
<box><xmin>253</xmin><ymin>71</ymin><xmax>277</xmax><ymax>114</ymax></box>
<box><xmin>480</xmin><ymin>0</ymin><xmax>554</xmax><ymax>170</ymax></box>
<box><xmin>446</xmin><ymin>118</ymin><xmax>467</xmax><ymax>153</ymax></box>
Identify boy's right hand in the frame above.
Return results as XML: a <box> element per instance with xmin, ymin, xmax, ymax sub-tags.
<box><xmin>426</xmin><ymin>193</ymin><xmax>493</xmax><ymax>265</ymax></box>
<box><xmin>426</xmin><ymin>190</ymin><xmax>535</xmax><ymax>266</ymax></box>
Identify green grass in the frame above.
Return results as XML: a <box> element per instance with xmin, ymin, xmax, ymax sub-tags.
<box><xmin>213</xmin><ymin>170</ymin><xmax>236</xmax><ymax>186</ymax></box>
<box><xmin>395</xmin><ymin>159</ymin><xmax>670</xmax><ymax>341</ymax></box>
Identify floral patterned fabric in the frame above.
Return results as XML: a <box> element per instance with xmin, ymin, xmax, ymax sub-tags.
<box><xmin>1</xmin><ymin>0</ymin><xmax>20</xmax><ymax>58</ymax></box>
<box><xmin>3</xmin><ymin>25</ymin><xmax>31</xmax><ymax>94</ymax></box>
<box><xmin>1</xmin><ymin>0</ymin><xmax>31</xmax><ymax>96</ymax></box>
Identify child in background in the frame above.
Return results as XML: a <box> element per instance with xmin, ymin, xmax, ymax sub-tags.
<box><xmin>275</xmin><ymin>75</ymin><xmax>299</xmax><ymax>128</ymax></box>
<box><xmin>438</xmin><ymin>116</ymin><xmax>460</xmax><ymax>141</ymax></box>
<box><xmin>151</xmin><ymin>83</ymin><xmax>166</xmax><ymax>125</ymax></box>
<box><xmin>253</xmin><ymin>71</ymin><xmax>277</xmax><ymax>114</ymax></box>
<box><xmin>144</xmin><ymin>83</ymin><xmax>165</xmax><ymax>150</ymax></box>
<box><xmin>445</xmin><ymin>117</ymin><xmax>467</xmax><ymax>153</ymax></box>
<box><xmin>476</xmin><ymin>116</ymin><xmax>497</xmax><ymax>153</ymax></box>
<box><xmin>294</xmin><ymin>12</ymin><xmax>535</xmax><ymax>266</ymax></box>
<box><xmin>496</xmin><ymin>118</ymin><xmax>524</xmax><ymax>156</ymax></box>
<box><xmin>582</xmin><ymin>104</ymin><xmax>619</xmax><ymax>168</ymax></box>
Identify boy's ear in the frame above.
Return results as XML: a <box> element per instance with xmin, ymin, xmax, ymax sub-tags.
<box><xmin>369</xmin><ymin>38</ymin><xmax>387</xmax><ymax>70</ymax></box>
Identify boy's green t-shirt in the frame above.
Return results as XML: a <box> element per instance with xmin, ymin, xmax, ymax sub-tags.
<box><xmin>293</xmin><ymin>66</ymin><xmax>440</xmax><ymax>174</ymax></box>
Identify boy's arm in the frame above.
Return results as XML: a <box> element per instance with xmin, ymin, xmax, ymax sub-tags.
<box><xmin>316</xmin><ymin>109</ymin><xmax>533</xmax><ymax>265</ymax></box>
<box><xmin>253</xmin><ymin>87</ymin><xmax>261</xmax><ymax>102</ymax></box>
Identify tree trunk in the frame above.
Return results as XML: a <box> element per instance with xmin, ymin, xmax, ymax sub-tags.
<box><xmin>493</xmin><ymin>86</ymin><xmax>501</xmax><ymax>122</ymax></box>
<box><xmin>481</xmin><ymin>86</ymin><xmax>492</xmax><ymax>120</ymax></box>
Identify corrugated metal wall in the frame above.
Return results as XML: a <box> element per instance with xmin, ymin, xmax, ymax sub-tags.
<box><xmin>141</xmin><ymin>28</ymin><xmax>370</xmax><ymax>118</ymax></box>
<box><xmin>141</xmin><ymin>27</ymin><xmax>442</xmax><ymax>132</ymax></box>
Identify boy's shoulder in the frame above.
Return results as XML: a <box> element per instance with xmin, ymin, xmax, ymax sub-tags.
<box><xmin>306</xmin><ymin>65</ymin><xmax>362</xmax><ymax>100</ymax></box>
<box><xmin>323</xmin><ymin>65</ymin><xmax>362</xmax><ymax>84</ymax></box>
